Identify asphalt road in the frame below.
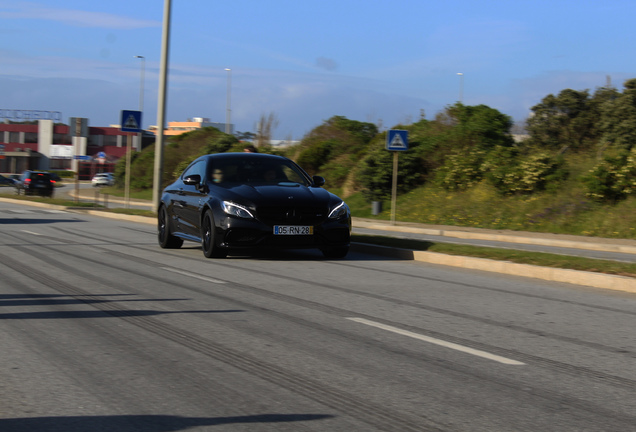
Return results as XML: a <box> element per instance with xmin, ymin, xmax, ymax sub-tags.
<box><xmin>1</xmin><ymin>201</ymin><xmax>636</xmax><ymax>431</ymax></box>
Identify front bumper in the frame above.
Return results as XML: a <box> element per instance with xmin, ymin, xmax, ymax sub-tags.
<box><xmin>214</xmin><ymin>212</ymin><xmax>351</xmax><ymax>251</ymax></box>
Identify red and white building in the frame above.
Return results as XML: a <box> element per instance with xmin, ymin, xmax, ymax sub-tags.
<box><xmin>0</xmin><ymin>112</ymin><xmax>148</xmax><ymax>179</ymax></box>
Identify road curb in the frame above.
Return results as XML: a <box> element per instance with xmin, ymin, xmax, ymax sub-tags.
<box><xmin>351</xmin><ymin>243</ymin><xmax>636</xmax><ymax>294</ymax></box>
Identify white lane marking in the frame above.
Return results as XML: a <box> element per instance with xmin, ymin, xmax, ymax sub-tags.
<box><xmin>21</xmin><ymin>230</ymin><xmax>42</xmax><ymax>236</ymax></box>
<box><xmin>347</xmin><ymin>317</ymin><xmax>525</xmax><ymax>366</ymax></box>
<box><xmin>161</xmin><ymin>267</ymin><xmax>226</xmax><ymax>284</ymax></box>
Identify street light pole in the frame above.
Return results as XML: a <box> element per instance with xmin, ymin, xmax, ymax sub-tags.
<box><xmin>134</xmin><ymin>55</ymin><xmax>145</xmax><ymax>113</ymax></box>
<box><xmin>127</xmin><ymin>56</ymin><xmax>145</xmax><ymax>208</ymax></box>
<box><xmin>224</xmin><ymin>68</ymin><xmax>231</xmax><ymax>134</ymax></box>
<box><xmin>153</xmin><ymin>0</ymin><xmax>171</xmax><ymax>212</ymax></box>
<box><xmin>457</xmin><ymin>72</ymin><xmax>464</xmax><ymax>103</ymax></box>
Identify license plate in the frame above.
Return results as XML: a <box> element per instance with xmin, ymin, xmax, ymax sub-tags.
<box><xmin>274</xmin><ymin>225</ymin><xmax>313</xmax><ymax>235</ymax></box>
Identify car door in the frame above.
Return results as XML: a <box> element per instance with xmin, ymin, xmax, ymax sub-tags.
<box><xmin>176</xmin><ymin>160</ymin><xmax>207</xmax><ymax>237</ymax></box>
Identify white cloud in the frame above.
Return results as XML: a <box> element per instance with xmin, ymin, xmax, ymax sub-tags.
<box><xmin>0</xmin><ymin>1</ymin><xmax>160</xmax><ymax>29</ymax></box>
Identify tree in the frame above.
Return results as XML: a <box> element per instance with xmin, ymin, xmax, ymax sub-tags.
<box><xmin>436</xmin><ymin>103</ymin><xmax>515</xmax><ymax>152</ymax></box>
<box><xmin>526</xmin><ymin>87</ymin><xmax>611</xmax><ymax>153</ymax></box>
<box><xmin>255</xmin><ymin>112</ymin><xmax>279</xmax><ymax>147</ymax></box>
<box><xmin>235</xmin><ymin>131</ymin><xmax>256</xmax><ymax>141</ymax></box>
<box><xmin>432</xmin><ymin>104</ymin><xmax>515</xmax><ymax>191</ymax></box>
<box><xmin>295</xmin><ymin>116</ymin><xmax>378</xmax><ymax>182</ymax></box>
<box><xmin>599</xmin><ymin>79</ymin><xmax>636</xmax><ymax>152</ymax></box>
<box><xmin>358</xmin><ymin>136</ymin><xmax>424</xmax><ymax>201</ymax></box>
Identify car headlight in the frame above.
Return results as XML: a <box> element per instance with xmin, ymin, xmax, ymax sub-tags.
<box><xmin>222</xmin><ymin>201</ymin><xmax>254</xmax><ymax>219</ymax></box>
<box><xmin>328</xmin><ymin>201</ymin><xmax>348</xmax><ymax>219</ymax></box>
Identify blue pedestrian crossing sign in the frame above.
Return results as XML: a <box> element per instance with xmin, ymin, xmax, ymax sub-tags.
<box><xmin>120</xmin><ymin>110</ymin><xmax>142</xmax><ymax>132</ymax></box>
<box><xmin>386</xmin><ymin>129</ymin><xmax>409</xmax><ymax>151</ymax></box>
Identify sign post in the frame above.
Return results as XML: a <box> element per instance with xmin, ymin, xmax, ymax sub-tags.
<box><xmin>120</xmin><ymin>110</ymin><xmax>142</xmax><ymax>209</ymax></box>
<box><xmin>74</xmin><ymin>118</ymin><xmax>81</xmax><ymax>204</ymax></box>
<box><xmin>386</xmin><ymin>130</ymin><xmax>409</xmax><ymax>225</ymax></box>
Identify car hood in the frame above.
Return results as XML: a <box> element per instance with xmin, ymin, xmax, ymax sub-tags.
<box><xmin>217</xmin><ymin>183</ymin><xmax>336</xmax><ymax>207</ymax></box>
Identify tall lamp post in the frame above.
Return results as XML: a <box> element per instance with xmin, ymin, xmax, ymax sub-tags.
<box><xmin>153</xmin><ymin>0</ymin><xmax>171</xmax><ymax>211</ymax></box>
<box><xmin>457</xmin><ymin>72</ymin><xmax>464</xmax><ymax>103</ymax></box>
<box><xmin>224</xmin><ymin>68</ymin><xmax>232</xmax><ymax>134</ymax></box>
<box><xmin>134</xmin><ymin>55</ymin><xmax>145</xmax><ymax>113</ymax></box>
<box><xmin>126</xmin><ymin>55</ymin><xmax>145</xmax><ymax>208</ymax></box>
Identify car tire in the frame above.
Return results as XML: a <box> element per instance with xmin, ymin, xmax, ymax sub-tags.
<box><xmin>322</xmin><ymin>246</ymin><xmax>349</xmax><ymax>259</ymax></box>
<box><xmin>158</xmin><ymin>206</ymin><xmax>183</xmax><ymax>249</ymax></box>
<box><xmin>201</xmin><ymin>209</ymin><xmax>227</xmax><ymax>258</ymax></box>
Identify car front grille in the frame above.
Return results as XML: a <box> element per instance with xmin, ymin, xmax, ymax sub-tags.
<box><xmin>256</xmin><ymin>206</ymin><xmax>328</xmax><ymax>225</ymax></box>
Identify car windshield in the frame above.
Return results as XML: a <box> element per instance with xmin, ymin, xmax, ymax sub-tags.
<box><xmin>208</xmin><ymin>157</ymin><xmax>310</xmax><ymax>186</ymax></box>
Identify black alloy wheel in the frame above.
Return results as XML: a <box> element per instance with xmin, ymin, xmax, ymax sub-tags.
<box><xmin>158</xmin><ymin>206</ymin><xmax>183</xmax><ymax>249</ymax></box>
<box><xmin>202</xmin><ymin>209</ymin><xmax>227</xmax><ymax>258</ymax></box>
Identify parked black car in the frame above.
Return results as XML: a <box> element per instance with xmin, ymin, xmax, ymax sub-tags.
<box><xmin>0</xmin><ymin>174</ymin><xmax>13</xmax><ymax>185</ymax></box>
<box><xmin>14</xmin><ymin>171</ymin><xmax>55</xmax><ymax>197</ymax></box>
<box><xmin>158</xmin><ymin>153</ymin><xmax>351</xmax><ymax>258</ymax></box>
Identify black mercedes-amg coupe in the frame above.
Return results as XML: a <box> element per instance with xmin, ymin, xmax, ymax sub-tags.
<box><xmin>158</xmin><ymin>153</ymin><xmax>351</xmax><ymax>258</ymax></box>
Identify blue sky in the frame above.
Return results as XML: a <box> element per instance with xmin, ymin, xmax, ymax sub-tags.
<box><xmin>2</xmin><ymin>0</ymin><xmax>636</xmax><ymax>139</ymax></box>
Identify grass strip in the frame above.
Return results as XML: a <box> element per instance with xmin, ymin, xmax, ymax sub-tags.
<box><xmin>351</xmin><ymin>234</ymin><xmax>636</xmax><ymax>279</ymax></box>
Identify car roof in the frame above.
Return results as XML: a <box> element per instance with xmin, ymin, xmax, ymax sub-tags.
<box><xmin>200</xmin><ymin>152</ymin><xmax>286</xmax><ymax>161</ymax></box>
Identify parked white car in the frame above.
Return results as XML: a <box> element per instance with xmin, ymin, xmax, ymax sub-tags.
<box><xmin>91</xmin><ymin>172</ymin><xmax>115</xmax><ymax>187</ymax></box>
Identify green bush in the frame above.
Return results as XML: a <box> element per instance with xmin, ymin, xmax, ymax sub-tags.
<box><xmin>583</xmin><ymin>148</ymin><xmax>636</xmax><ymax>202</ymax></box>
<box><xmin>484</xmin><ymin>148</ymin><xmax>568</xmax><ymax>195</ymax></box>
<box><xmin>358</xmin><ymin>140</ymin><xmax>426</xmax><ymax>201</ymax></box>
<box><xmin>435</xmin><ymin>149</ymin><xmax>486</xmax><ymax>191</ymax></box>
<box><xmin>297</xmin><ymin>140</ymin><xmax>336</xmax><ymax>174</ymax></box>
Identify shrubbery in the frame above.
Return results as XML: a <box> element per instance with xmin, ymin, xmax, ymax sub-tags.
<box><xmin>583</xmin><ymin>148</ymin><xmax>636</xmax><ymax>203</ymax></box>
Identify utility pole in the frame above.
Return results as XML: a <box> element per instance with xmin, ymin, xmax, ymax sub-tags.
<box><xmin>153</xmin><ymin>0</ymin><xmax>171</xmax><ymax>212</ymax></box>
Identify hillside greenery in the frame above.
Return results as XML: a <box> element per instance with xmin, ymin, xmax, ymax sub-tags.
<box><xmin>114</xmin><ymin>79</ymin><xmax>636</xmax><ymax>240</ymax></box>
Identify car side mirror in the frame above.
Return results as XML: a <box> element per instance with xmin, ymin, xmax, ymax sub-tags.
<box><xmin>183</xmin><ymin>174</ymin><xmax>201</xmax><ymax>185</ymax></box>
<box><xmin>312</xmin><ymin>176</ymin><xmax>325</xmax><ymax>187</ymax></box>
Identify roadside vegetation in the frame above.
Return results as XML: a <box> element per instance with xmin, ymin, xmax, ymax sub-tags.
<box><xmin>105</xmin><ymin>78</ymin><xmax>636</xmax><ymax>241</ymax></box>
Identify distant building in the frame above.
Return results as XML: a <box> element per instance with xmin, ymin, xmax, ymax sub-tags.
<box><xmin>269</xmin><ymin>139</ymin><xmax>300</xmax><ymax>148</ymax></box>
<box><xmin>149</xmin><ymin>117</ymin><xmax>234</xmax><ymax>136</ymax></box>
<box><xmin>0</xmin><ymin>116</ymin><xmax>149</xmax><ymax>179</ymax></box>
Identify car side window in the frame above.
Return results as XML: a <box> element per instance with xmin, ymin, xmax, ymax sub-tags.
<box><xmin>182</xmin><ymin>161</ymin><xmax>204</xmax><ymax>183</ymax></box>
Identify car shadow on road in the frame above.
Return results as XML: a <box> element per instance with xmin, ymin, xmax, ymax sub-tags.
<box><xmin>0</xmin><ymin>309</ymin><xmax>244</xmax><ymax>320</ymax></box>
<box><xmin>0</xmin><ymin>413</ymin><xmax>335</xmax><ymax>432</ymax></box>
<box><xmin>174</xmin><ymin>245</ymin><xmax>413</xmax><ymax>262</ymax></box>
<box><xmin>0</xmin><ymin>218</ymin><xmax>85</xmax><ymax>224</ymax></box>
<box><xmin>0</xmin><ymin>293</ymin><xmax>244</xmax><ymax>320</ymax></box>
